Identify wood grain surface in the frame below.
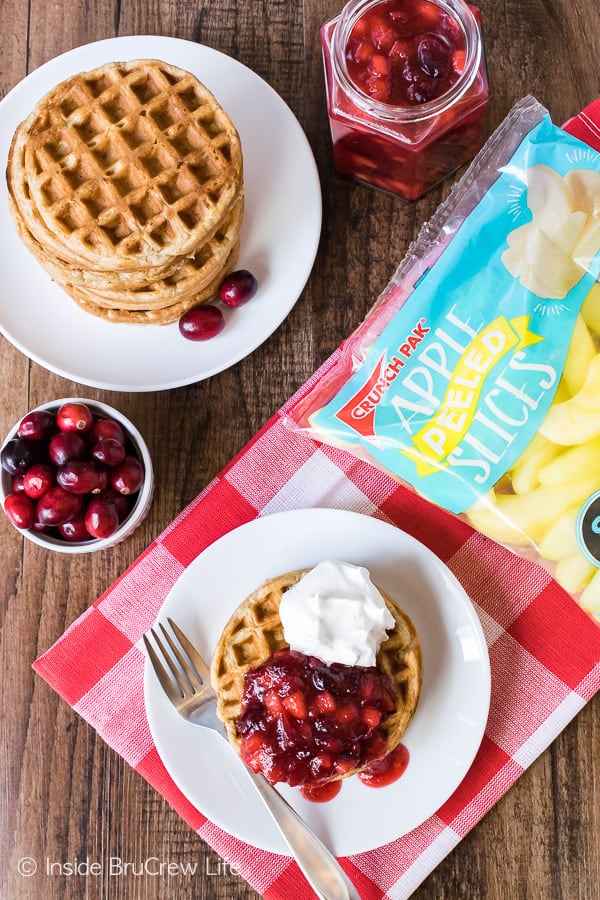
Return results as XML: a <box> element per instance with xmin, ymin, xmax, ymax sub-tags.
<box><xmin>1</xmin><ymin>0</ymin><xmax>599</xmax><ymax>898</ymax></box>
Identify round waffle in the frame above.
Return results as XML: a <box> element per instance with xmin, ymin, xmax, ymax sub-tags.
<box><xmin>210</xmin><ymin>569</ymin><xmax>423</xmax><ymax>768</ymax></box>
<box><xmin>8</xmin><ymin>59</ymin><xmax>243</xmax><ymax>269</ymax></box>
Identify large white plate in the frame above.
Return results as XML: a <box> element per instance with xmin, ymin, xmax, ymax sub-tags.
<box><xmin>0</xmin><ymin>36</ymin><xmax>321</xmax><ymax>391</ymax></box>
<box><xmin>144</xmin><ymin>509</ymin><xmax>491</xmax><ymax>857</ymax></box>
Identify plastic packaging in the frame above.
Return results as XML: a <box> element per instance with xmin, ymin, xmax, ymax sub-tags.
<box><xmin>288</xmin><ymin>96</ymin><xmax>600</xmax><ymax>620</ymax></box>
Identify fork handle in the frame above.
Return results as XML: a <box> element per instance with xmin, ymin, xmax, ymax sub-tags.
<box><xmin>248</xmin><ymin>771</ymin><xmax>360</xmax><ymax>900</ymax></box>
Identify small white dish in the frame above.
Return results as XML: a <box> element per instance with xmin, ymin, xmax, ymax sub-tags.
<box><xmin>0</xmin><ymin>36</ymin><xmax>322</xmax><ymax>391</ymax></box>
<box><xmin>0</xmin><ymin>398</ymin><xmax>153</xmax><ymax>553</ymax></box>
<box><xmin>144</xmin><ymin>508</ymin><xmax>491</xmax><ymax>856</ymax></box>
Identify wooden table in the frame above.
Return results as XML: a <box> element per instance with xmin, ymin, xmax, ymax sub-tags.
<box><xmin>1</xmin><ymin>1</ymin><xmax>599</xmax><ymax>898</ymax></box>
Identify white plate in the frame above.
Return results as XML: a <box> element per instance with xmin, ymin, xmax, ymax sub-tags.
<box><xmin>0</xmin><ymin>36</ymin><xmax>321</xmax><ymax>391</ymax></box>
<box><xmin>144</xmin><ymin>509</ymin><xmax>491</xmax><ymax>856</ymax></box>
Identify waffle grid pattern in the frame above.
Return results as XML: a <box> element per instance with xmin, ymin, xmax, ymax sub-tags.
<box><xmin>22</xmin><ymin>62</ymin><xmax>241</xmax><ymax>265</ymax></box>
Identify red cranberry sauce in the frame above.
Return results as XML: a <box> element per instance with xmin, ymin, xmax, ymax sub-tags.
<box><xmin>236</xmin><ymin>649</ymin><xmax>395</xmax><ymax>787</ymax></box>
<box><xmin>358</xmin><ymin>742</ymin><xmax>410</xmax><ymax>787</ymax></box>
<box><xmin>321</xmin><ymin>0</ymin><xmax>489</xmax><ymax>199</ymax></box>
<box><xmin>300</xmin><ymin>778</ymin><xmax>343</xmax><ymax>803</ymax></box>
<box><xmin>345</xmin><ymin>0</ymin><xmax>466</xmax><ymax>107</ymax></box>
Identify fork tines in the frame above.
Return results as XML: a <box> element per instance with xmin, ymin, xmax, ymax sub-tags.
<box><xmin>143</xmin><ymin>618</ymin><xmax>210</xmax><ymax>702</ymax></box>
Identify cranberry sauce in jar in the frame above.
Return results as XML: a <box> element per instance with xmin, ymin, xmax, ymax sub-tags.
<box><xmin>321</xmin><ymin>0</ymin><xmax>489</xmax><ymax>200</ymax></box>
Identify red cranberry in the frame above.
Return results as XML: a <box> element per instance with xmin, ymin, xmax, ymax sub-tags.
<box><xmin>91</xmin><ymin>437</ymin><xmax>126</xmax><ymax>467</ymax></box>
<box><xmin>56</xmin><ymin>401</ymin><xmax>94</xmax><ymax>433</ymax></box>
<box><xmin>18</xmin><ymin>410</ymin><xmax>56</xmax><ymax>440</ymax></box>
<box><xmin>35</xmin><ymin>486</ymin><xmax>83</xmax><ymax>526</ymax></box>
<box><xmin>101</xmin><ymin>487</ymin><xmax>132</xmax><ymax>520</ymax></box>
<box><xmin>219</xmin><ymin>270</ymin><xmax>258</xmax><ymax>307</ymax></box>
<box><xmin>1</xmin><ymin>438</ymin><xmax>43</xmax><ymax>475</ymax></box>
<box><xmin>32</xmin><ymin>521</ymin><xmax>55</xmax><ymax>534</ymax></box>
<box><xmin>91</xmin><ymin>418</ymin><xmax>125</xmax><ymax>444</ymax></box>
<box><xmin>57</xmin><ymin>461</ymin><xmax>105</xmax><ymax>494</ymax></box>
<box><xmin>110</xmin><ymin>457</ymin><xmax>144</xmax><ymax>495</ymax></box>
<box><xmin>4</xmin><ymin>492</ymin><xmax>35</xmax><ymax>529</ymax></box>
<box><xmin>23</xmin><ymin>464</ymin><xmax>55</xmax><ymax>499</ymax></box>
<box><xmin>58</xmin><ymin>512</ymin><xmax>92</xmax><ymax>542</ymax></box>
<box><xmin>11</xmin><ymin>474</ymin><xmax>26</xmax><ymax>493</ymax></box>
<box><xmin>49</xmin><ymin>432</ymin><xmax>87</xmax><ymax>466</ymax></box>
<box><xmin>179</xmin><ymin>305</ymin><xmax>225</xmax><ymax>341</ymax></box>
<box><xmin>84</xmin><ymin>497</ymin><xmax>119</xmax><ymax>539</ymax></box>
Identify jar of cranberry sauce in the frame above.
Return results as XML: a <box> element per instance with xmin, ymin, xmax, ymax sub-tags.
<box><xmin>321</xmin><ymin>0</ymin><xmax>489</xmax><ymax>200</ymax></box>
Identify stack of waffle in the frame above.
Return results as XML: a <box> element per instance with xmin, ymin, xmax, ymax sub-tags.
<box><xmin>6</xmin><ymin>59</ymin><xmax>243</xmax><ymax>324</ymax></box>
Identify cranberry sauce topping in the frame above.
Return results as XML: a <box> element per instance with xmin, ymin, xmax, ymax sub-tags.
<box><xmin>300</xmin><ymin>779</ymin><xmax>343</xmax><ymax>803</ymax></box>
<box><xmin>236</xmin><ymin>649</ymin><xmax>396</xmax><ymax>787</ymax></box>
<box><xmin>344</xmin><ymin>0</ymin><xmax>466</xmax><ymax>106</ymax></box>
<box><xmin>358</xmin><ymin>742</ymin><xmax>410</xmax><ymax>787</ymax></box>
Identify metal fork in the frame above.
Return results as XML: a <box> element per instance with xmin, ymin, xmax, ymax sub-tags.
<box><xmin>144</xmin><ymin>617</ymin><xmax>360</xmax><ymax>900</ymax></box>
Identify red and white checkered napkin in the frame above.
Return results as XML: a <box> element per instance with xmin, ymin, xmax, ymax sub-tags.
<box><xmin>33</xmin><ymin>364</ymin><xmax>600</xmax><ymax>899</ymax></box>
<box><xmin>33</xmin><ymin>102</ymin><xmax>600</xmax><ymax>899</ymax></box>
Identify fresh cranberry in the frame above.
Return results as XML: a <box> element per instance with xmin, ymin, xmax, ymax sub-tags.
<box><xmin>84</xmin><ymin>497</ymin><xmax>119</xmax><ymax>539</ymax></box>
<box><xmin>23</xmin><ymin>464</ymin><xmax>55</xmax><ymax>499</ymax></box>
<box><xmin>1</xmin><ymin>438</ymin><xmax>43</xmax><ymax>475</ymax></box>
<box><xmin>101</xmin><ymin>487</ymin><xmax>132</xmax><ymax>520</ymax></box>
<box><xmin>91</xmin><ymin>437</ymin><xmax>126</xmax><ymax>467</ymax></box>
<box><xmin>58</xmin><ymin>512</ymin><xmax>92</xmax><ymax>542</ymax></box>
<box><xmin>11</xmin><ymin>474</ymin><xmax>26</xmax><ymax>493</ymax></box>
<box><xmin>4</xmin><ymin>492</ymin><xmax>35</xmax><ymax>528</ymax></box>
<box><xmin>57</xmin><ymin>461</ymin><xmax>105</xmax><ymax>494</ymax></box>
<box><xmin>219</xmin><ymin>270</ymin><xmax>258</xmax><ymax>307</ymax></box>
<box><xmin>179</xmin><ymin>305</ymin><xmax>225</xmax><ymax>341</ymax></box>
<box><xmin>49</xmin><ymin>432</ymin><xmax>87</xmax><ymax>466</ymax></box>
<box><xmin>56</xmin><ymin>401</ymin><xmax>94</xmax><ymax>433</ymax></box>
<box><xmin>91</xmin><ymin>418</ymin><xmax>125</xmax><ymax>444</ymax></box>
<box><xmin>36</xmin><ymin>486</ymin><xmax>83</xmax><ymax>527</ymax></box>
<box><xmin>110</xmin><ymin>457</ymin><xmax>144</xmax><ymax>495</ymax></box>
<box><xmin>18</xmin><ymin>410</ymin><xmax>56</xmax><ymax>440</ymax></box>
<box><xmin>236</xmin><ymin>649</ymin><xmax>395</xmax><ymax>787</ymax></box>
<box><xmin>32</xmin><ymin>521</ymin><xmax>55</xmax><ymax>534</ymax></box>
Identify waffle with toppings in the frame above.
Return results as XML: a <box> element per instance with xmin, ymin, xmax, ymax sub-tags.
<box><xmin>210</xmin><ymin>569</ymin><xmax>422</xmax><ymax>784</ymax></box>
<box><xmin>6</xmin><ymin>59</ymin><xmax>243</xmax><ymax>324</ymax></box>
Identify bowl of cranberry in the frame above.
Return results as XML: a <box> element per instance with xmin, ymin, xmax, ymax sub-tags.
<box><xmin>0</xmin><ymin>398</ymin><xmax>154</xmax><ymax>552</ymax></box>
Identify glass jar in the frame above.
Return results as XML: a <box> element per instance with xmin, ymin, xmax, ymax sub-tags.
<box><xmin>321</xmin><ymin>0</ymin><xmax>489</xmax><ymax>200</ymax></box>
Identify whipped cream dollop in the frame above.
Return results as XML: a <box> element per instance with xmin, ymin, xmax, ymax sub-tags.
<box><xmin>279</xmin><ymin>560</ymin><xmax>395</xmax><ymax>667</ymax></box>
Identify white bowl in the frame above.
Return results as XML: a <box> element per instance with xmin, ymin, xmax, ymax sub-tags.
<box><xmin>0</xmin><ymin>398</ymin><xmax>154</xmax><ymax>553</ymax></box>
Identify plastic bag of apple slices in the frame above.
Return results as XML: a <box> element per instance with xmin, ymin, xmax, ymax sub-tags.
<box><xmin>287</xmin><ymin>94</ymin><xmax>600</xmax><ymax>623</ymax></box>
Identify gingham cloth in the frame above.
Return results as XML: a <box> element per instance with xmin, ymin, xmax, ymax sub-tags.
<box><xmin>33</xmin><ymin>104</ymin><xmax>600</xmax><ymax>900</ymax></box>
